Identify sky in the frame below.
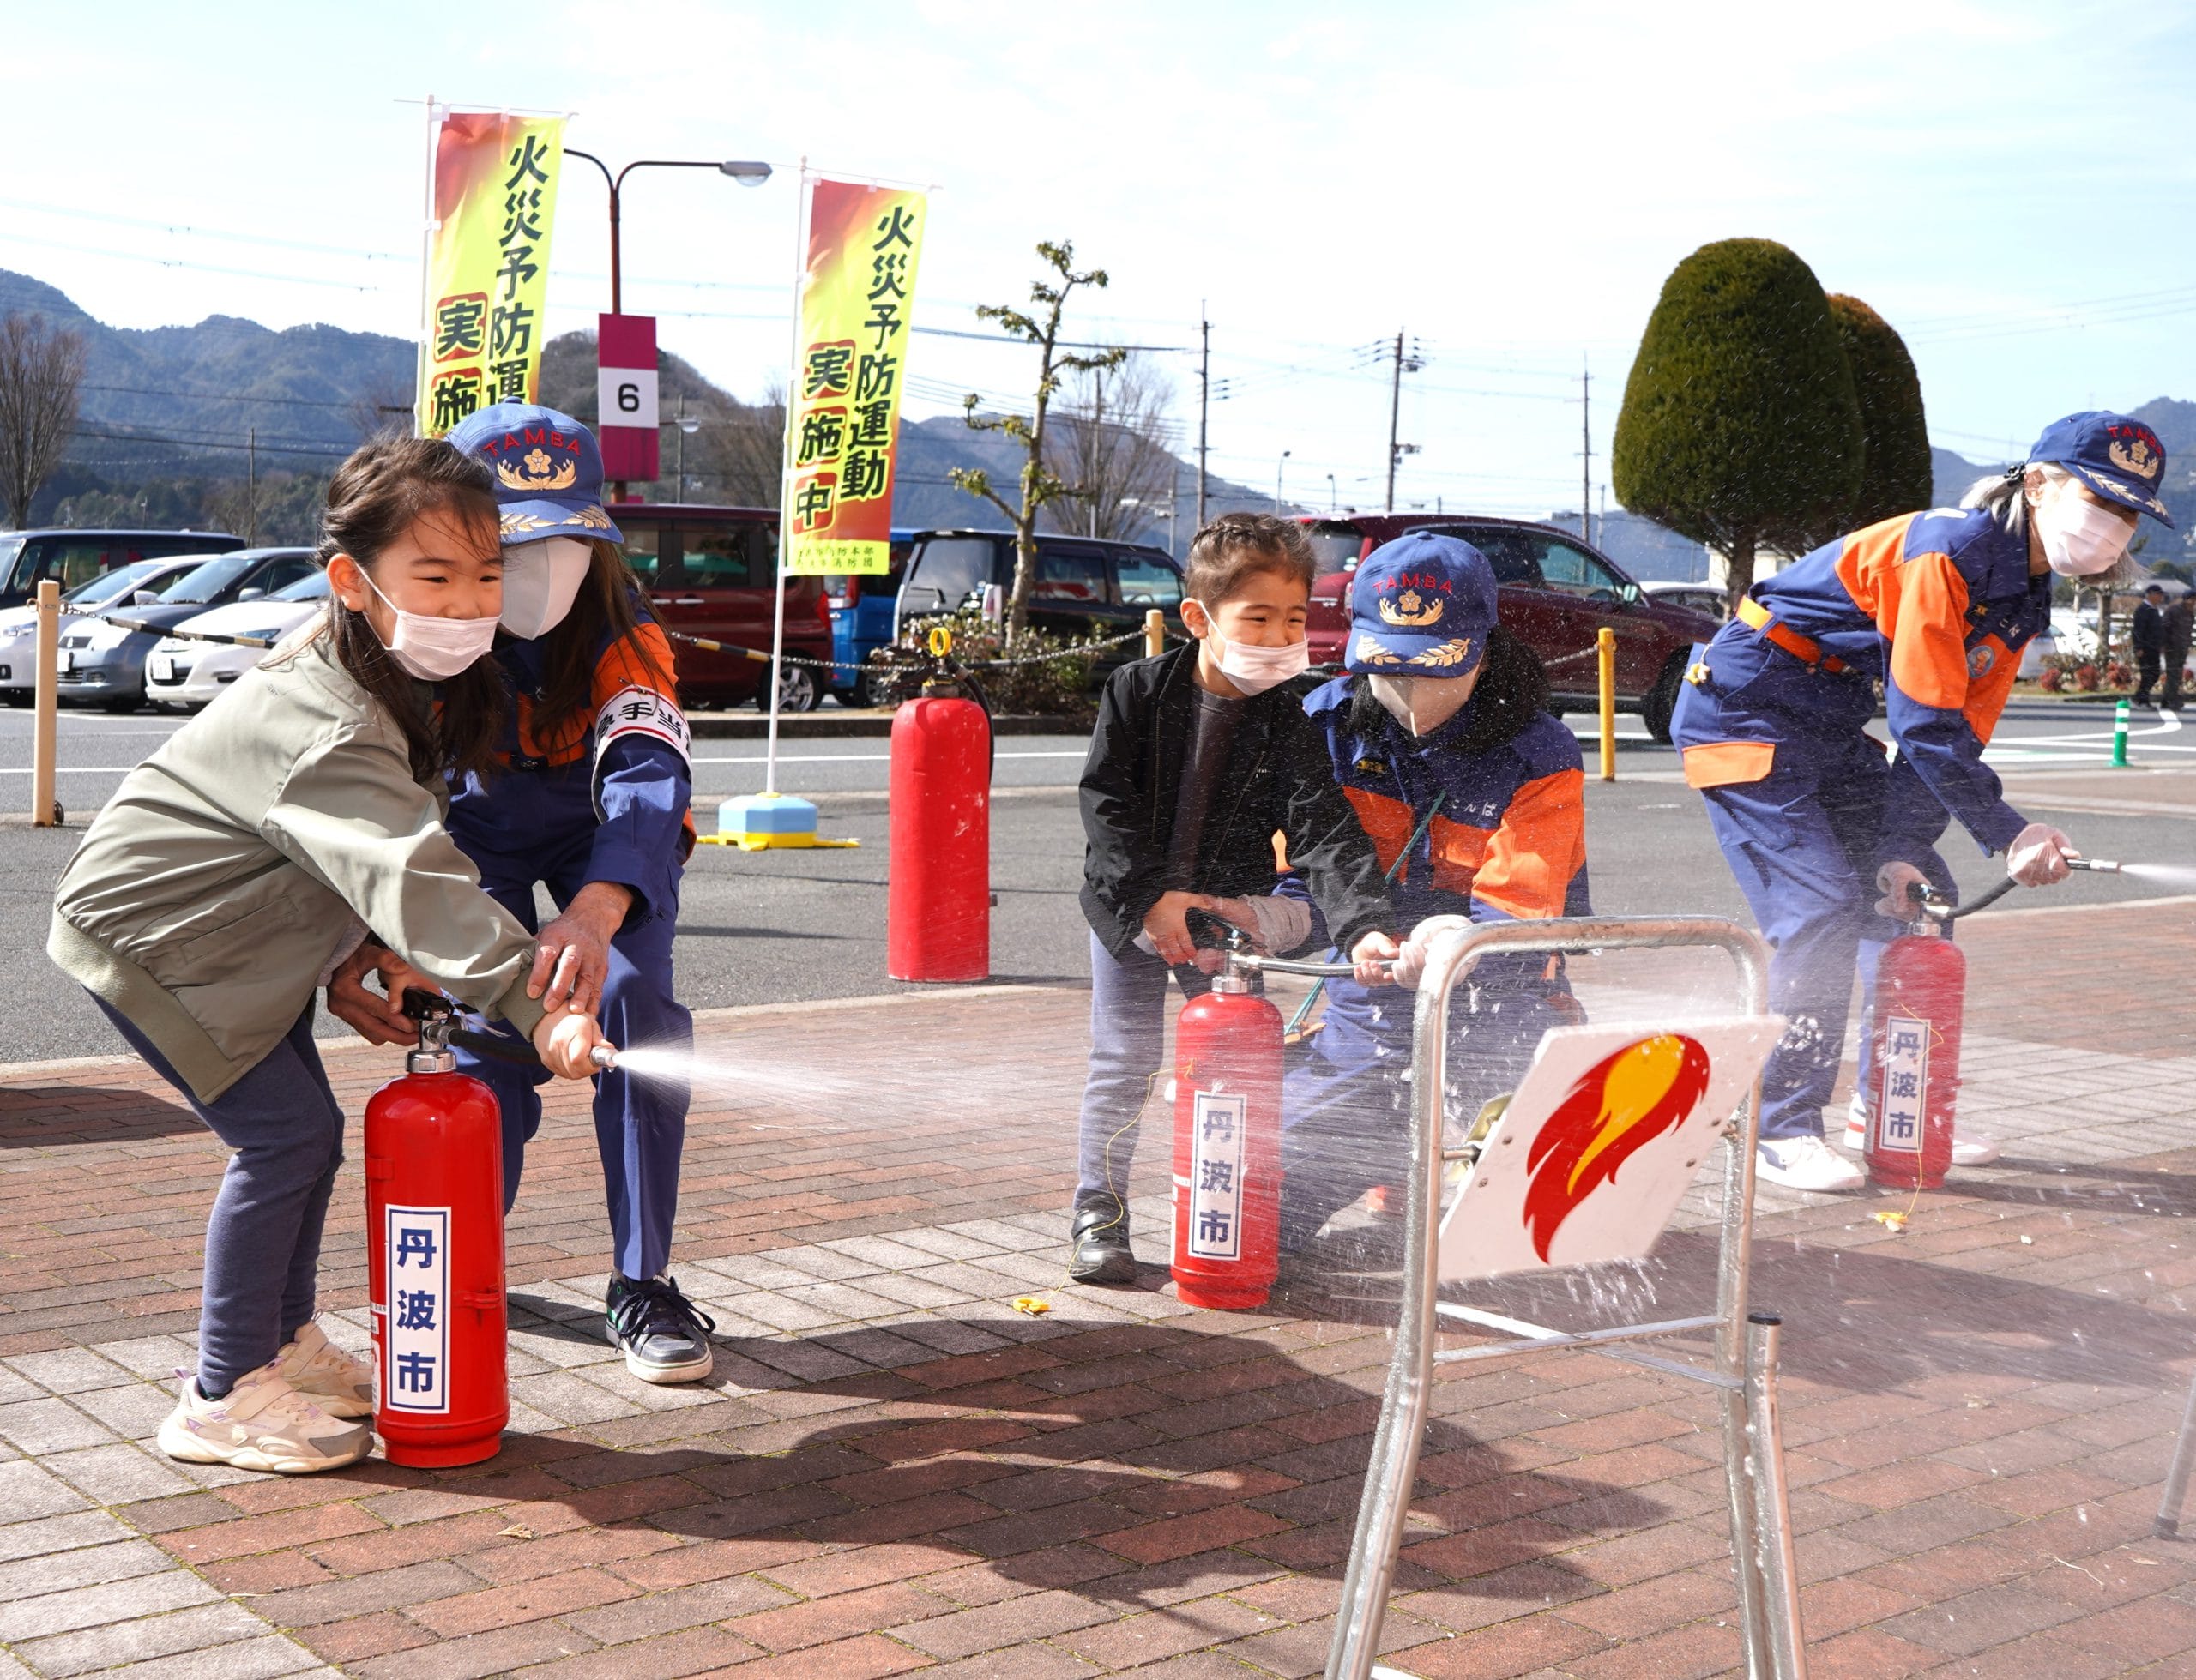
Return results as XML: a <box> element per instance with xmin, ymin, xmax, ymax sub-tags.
<box><xmin>6</xmin><ymin>1</ymin><xmax>2196</xmax><ymax>526</ymax></box>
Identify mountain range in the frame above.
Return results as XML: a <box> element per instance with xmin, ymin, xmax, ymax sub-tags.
<box><xmin>6</xmin><ymin>267</ymin><xmax>2190</xmax><ymax>576</ymax></box>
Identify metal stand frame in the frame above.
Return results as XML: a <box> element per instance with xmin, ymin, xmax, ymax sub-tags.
<box><xmin>1316</xmin><ymin>916</ymin><xmax>1807</xmax><ymax>1680</ymax></box>
<box><xmin>2155</xmin><ymin>1370</ymin><xmax>2196</xmax><ymax>1538</ymax></box>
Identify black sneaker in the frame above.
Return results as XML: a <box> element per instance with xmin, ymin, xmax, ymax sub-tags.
<box><xmin>605</xmin><ymin>1272</ymin><xmax>716</xmax><ymax>1383</ymax></box>
<box><xmin>1068</xmin><ymin>1192</ymin><xmax>1137</xmax><ymax>1286</ymax></box>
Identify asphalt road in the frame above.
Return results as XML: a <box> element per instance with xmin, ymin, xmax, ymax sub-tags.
<box><xmin>2</xmin><ymin>698</ymin><xmax>2190</xmax><ymax>1064</ymax></box>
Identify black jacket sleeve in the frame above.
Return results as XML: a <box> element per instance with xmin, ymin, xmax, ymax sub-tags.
<box><xmin>1078</xmin><ymin>665</ymin><xmax>1165</xmax><ymax>956</ymax></box>
<box><xmin>1270</xmin><ymin>702</ymin><xmax>1393</xmax><ymax>957</ymax></box>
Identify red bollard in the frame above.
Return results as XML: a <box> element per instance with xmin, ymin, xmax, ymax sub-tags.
<box><xmin>365</xmin><ymin>1029</ymin><xmax>509</xmax><ymax>1467</ymax></box>
<box><xmin>1171</xmin><ymin>975</ymin><xmax>1283</xmax><ymax>1310</ymax></box>
<box><xmin>888</xmin><ymin>683</ymin><xmax>990</xmax><ymax>982</ymax></box>
<box><xmin>1864</xmin><ymin>929</ymin><xmax>1962</xmax><ymax>1190</ymax></box>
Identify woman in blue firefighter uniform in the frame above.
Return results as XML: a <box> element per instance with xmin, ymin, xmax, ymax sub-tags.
<box><xmin>1673</xmin><ymin>411</ymin><xmax>2171</xmax><ymax>1195</ymax></box>
<box><xmin>1278</xmin><ymin>533</ymin><xmax>1590</xmax><ymax>1254</ymax></box>
<box><xmin>331</xmin><ymin>404</ymin><xmax>710</xmax><ymax>1382</ymax></box>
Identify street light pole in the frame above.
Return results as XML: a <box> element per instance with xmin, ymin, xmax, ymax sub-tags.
<box><xmin>1275</xmin><ymin>449</ymin><xmax>1291</xmax><ymax>515</ymax></box>
<box><xmin>1326</xmin><ymin>472</ymin><xmax>1336</xmax><ymax>513</ymax></box>
<box><xmin>564</xmin><ymin>149</ymin><xmax>769</xmax><ymax>499</ymax></box>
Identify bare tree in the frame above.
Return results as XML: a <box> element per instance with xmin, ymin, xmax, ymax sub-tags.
<box><xmin>950</xmin><ymin>240</ymin><xmax>1125</xmax><ymax>635</ymax></box>
<box><xmin>0</xmin><ymin>313</ymin><xmax>88</xmax><ymax>527</ymax></box>
<box><xmin>349</xmin><ymin>374</ymin><xmax>415</xmax><ymax>443</ymax></box>
<box><xmin>697</xmin><ymin>377</ymin><xmax>787</xmax><ymax>508</ymax></box>
<box><xmin>1042</xmin><ymin>352</ymin><xmax>1178</xmax><ymax>540</ymax></box>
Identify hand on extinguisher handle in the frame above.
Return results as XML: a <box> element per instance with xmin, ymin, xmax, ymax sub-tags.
<box><xmin>2006</xmin><ymin>822</ymin><xmax>2078</xmax><ymax>888</ymax></box>
<box><xmin>534</xmin><ymin>1009</ymin><xmax>615</xmax><ymax>1080</ymax></box>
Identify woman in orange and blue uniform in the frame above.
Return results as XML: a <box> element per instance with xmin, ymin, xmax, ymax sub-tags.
<box><xmin>1276</xmin><ymin>533</ymin><xmax>1589</xmax><ymax>1253</ymax></box>
<box><xmin>1672</xmin><ymin>412</ymin><xmax>2170</xmax><ymax>1193</ymax></box>
<box><xmin>339</xmin><ymin>404</ymin><xmax>713</xmax><ymax>1382</ymax></box>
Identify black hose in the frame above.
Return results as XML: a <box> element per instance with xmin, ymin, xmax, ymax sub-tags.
<box><xmin>1920</xmin><ymin>874</ymin><xmax>2020</xmax><ymax>923</ymax></box>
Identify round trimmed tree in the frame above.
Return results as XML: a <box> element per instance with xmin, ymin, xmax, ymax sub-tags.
<box><xmin>1612</xmin><ymin>238</ymin><xmax>1863</xmax><ymax>609</ymax></box>
<box><xmin>1821</xmin><ymin>292</ymin><xmax>1931</xmax><ymax>538</ymax></box>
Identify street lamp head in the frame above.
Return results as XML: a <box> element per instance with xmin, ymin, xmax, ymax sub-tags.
<box><xmin>677</xmin><ymin>416</ymin><xmax>703</xmax><ymax>434</ymax></box>
<box><xmin>719</xmin><ymin>160</ymin><xmax>772</xmax><ymax>185</ymax></box>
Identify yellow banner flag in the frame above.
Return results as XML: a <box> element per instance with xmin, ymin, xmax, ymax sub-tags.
<box><xmin>418</xmin><ymin>112</ymin><xmax>564</xmax><ymax>437</ymax></box>
<box><xmin>786</xmin><ymin>180</ymin><xmax>926</xmax><ymax>575</ymax></box>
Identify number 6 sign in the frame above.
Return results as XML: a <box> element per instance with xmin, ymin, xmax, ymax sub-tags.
<box><xmin>597</xmin><ymin>313</ymin><xmax>660</xmax><ymax>484</ymax></box>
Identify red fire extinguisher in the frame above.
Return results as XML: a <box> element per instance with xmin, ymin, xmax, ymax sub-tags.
<box><xmin>1171</xmin><ymin>962</ymin><xmax>1283</xmax><ymax>1310</ymax></box>
<box><xmin>1862</xmin><ymin>900</ymin><xmax>1978</xmax><ymax>1190</ymax></box>
<box><xmin>888</xmin><ymin>663</ymin><xmax>991</xmax><ymax>983</ymax></box>
<box><xmin>365</xmin><ymin>998</ymin><xmax>509</xmax><ymax>1467</ymax></box>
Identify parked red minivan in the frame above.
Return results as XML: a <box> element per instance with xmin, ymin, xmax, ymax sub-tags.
<box><xmin>1299</xmin><ymin>514</ymin><xmax>1719</xmax><ymax>740</ymax></box>
<box><xmin>610</xmin><ymin>503</ymin><xmax>836</xmax><ymax>712</ymax></box>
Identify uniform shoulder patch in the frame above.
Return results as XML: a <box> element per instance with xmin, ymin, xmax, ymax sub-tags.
<box><xmin>1967</xmin><ymin>644</ymin><xmax>1996</xmax><ymax>677</ymax></box>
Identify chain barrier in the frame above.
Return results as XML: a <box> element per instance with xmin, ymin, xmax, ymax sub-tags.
<box><xmin>55</xmin><ymin>602</ymin><xmax>280</xmax><ymax>650</ymax></box>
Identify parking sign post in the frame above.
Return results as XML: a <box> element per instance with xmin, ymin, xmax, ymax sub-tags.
<box><xmin>31</xmin><ymin>580</ymin><xmax>59</xmax><ymax>827</ymax></box>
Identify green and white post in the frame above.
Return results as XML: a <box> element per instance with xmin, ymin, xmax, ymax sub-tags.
<box><xmin>2113</xmin><ymin>697</ymin><xmax>2132</xmax><ymax>768</ymax></box>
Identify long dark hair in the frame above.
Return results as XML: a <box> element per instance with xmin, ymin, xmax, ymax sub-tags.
<box><xmin>315</xmin><ymin>437</ymin><xmax>508</xmax><ymax>782</ymax></box>
<box><xmin>524</xmin><ymin>538</ymin><xmax>673</xmax><ymax>749</ymax></box>
<box><xmin>1345</xmin><ymin>624</ymin><xmax>1548</xmax><ymax>754</ymax></box>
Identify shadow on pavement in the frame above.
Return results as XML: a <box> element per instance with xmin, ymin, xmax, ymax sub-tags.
<box><xmin>0</xmin><ymin>1083</ymin><xmax>204</xmax><ymax>1147</ymax></box>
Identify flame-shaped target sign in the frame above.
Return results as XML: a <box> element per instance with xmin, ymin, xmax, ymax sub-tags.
<box><xmin>1521</xmin><ymin>1033</ymin><xmax>1711</xmax><ymax>1262</ymax></box>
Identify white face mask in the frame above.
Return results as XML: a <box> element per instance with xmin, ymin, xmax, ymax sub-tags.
<box><xmin>498</xmin><ymin>536</ymin><xmax>594</xmax><ymax>640</ymax></box>
<box><xmin>355</xmin><ymin>565</ymin><xmax>499</xmax><ymax>682</ymax></box>
<box><xmin>1367</xmin><ymin>671</ymin><xmax>1476</xmax><ymax>737</ymax></box>
<box><xmin>2035</xmin><ymin>479</ymin><xmax>2133</xmax><ymax>577</ymax></box>
<box><xmin>1191</xmin><ymin>599</ymin><xmax>1310</xmax><ymax>695</ymax></box>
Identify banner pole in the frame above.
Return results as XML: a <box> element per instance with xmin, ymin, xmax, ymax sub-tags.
<box><xmin>764</xmin><ymin>157</ymin><xmax>809</xmax><ymax>797</ymax></box>
<box><xmin>415</xmin><ymin>94</ymin><xmax>437</xmax><ymax>438</ymax></box>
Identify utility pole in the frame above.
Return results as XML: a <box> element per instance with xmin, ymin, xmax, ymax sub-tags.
<box><xmin>1579</xmin><ymin>358</ymin><xmax>1591</xmax><ymax>545</ymax></box>
<box><xmin>1196</xmin><ymin>310</ymin><xmax>1210</xmax><ymax>532</ymax></box>
<box><xmin>246</xmin><ymin>426</ymin><xmax>258</xmax><ymax>547</ymax></box>
<box><xmin>1382</xmin><ymin>329</ymin><xmax>1422</xmax><ymax>514</ymax></box>
<box><xmin>1274</xmin><ymin>449</ymin><xmax>1291</xmax><ymax>514</ymax></box>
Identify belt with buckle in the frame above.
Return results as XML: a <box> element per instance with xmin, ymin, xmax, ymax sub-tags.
<box><xmin>1735</xmin><ymin>597</ymin><xmax>1850</xmax><ymax>677</ymax></box>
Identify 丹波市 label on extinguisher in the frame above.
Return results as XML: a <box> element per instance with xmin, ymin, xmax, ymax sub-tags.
<box><xmin>1876</xmin><ymin>1016</ymin><xmax>1929</xmax><ymax>1154</ymax></box>
<box><xmin>383</xmin><ymin>1205</ymin><xmax>451</xmax><ymax>1413</ymax></box>
<box><xmin>1188</xmin><ymin>1091</ymin><xmax>1246</xmax><ymax>1260</ymax></box>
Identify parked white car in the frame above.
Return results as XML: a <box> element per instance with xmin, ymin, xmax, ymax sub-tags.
<box><xmin>0</xmin><ymin>557</ymin><xmax>208</xmax><ymax>702</ymax></box>
<box><xmin>144</xmin><ymin>571</ymin><xmax>329</xmax><ymax>710</ymax></box>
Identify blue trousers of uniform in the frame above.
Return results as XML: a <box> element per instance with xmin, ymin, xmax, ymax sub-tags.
<box><xmin>455</xmin><ymin>823</ymin><xmax>692</xmax><ymax>1280</ymax></box>
<box><xmin>1281</xmin><ymin>967</ymin><xmax>1569</xmax><ymax>1253</ymax></box>
<box><xmin>1675</xmin><ymin>695</ymin><xmax>1952</xmax><ymax>1142</ymax></box>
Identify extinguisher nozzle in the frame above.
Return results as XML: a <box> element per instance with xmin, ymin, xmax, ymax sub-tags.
<box><xmin>589</xmin><ymin>1045</ymin><xmax>618</xmax><ymax>1072</ymax></box>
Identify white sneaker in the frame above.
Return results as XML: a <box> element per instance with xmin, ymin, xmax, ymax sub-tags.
<box><xmin>156</xmin><ymin>1366</ymin><xmax>372</xmax><ymax>1474</ymax></box>
<box><xmin>1844</xmin><ymin>1096</ymin><xmax>2000</xmax><ymax>1167</ymax></box>
<box><xmin>1756</xmin><ymin>1135</ymin><xmax>1865</xmax><ymax>1193</ymax></box>
<box><xmin>274</xmin><ymin>1322</ymin><xmax>373</xmax><ymax>1418</ymax></box>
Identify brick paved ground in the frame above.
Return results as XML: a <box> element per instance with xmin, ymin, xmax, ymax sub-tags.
<box><xmin>3</xmin><ymin>897</ymin><xmax>2195</xmax><ymax>1678</ymax></box>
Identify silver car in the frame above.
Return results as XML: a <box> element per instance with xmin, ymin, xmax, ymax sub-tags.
<box><xmin>55</xmin><ymin>548</ymin><xmax>319</xmax><ymax>712</ymax></box>
<box><xmin>0</xmin><ymin>557</ymin><xmax>210</xmax><ymax>704</ymax></box>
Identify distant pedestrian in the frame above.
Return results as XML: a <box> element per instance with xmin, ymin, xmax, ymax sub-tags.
<box><xmin>2164</xmin><ymin>593</ymin><xmax>2195</xmax><ymax>713</ymax></box>
<box><xmin>2133</xmin><ymin>583</ymin><xmax>2167</xmax><ymax>705</ymax></box>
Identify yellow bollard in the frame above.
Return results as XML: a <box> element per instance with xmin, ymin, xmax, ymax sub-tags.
<box><xmin>32</xmin><ymin>579</ymin><xmax>59</xmax><ymax>826</ymax></box>
<box><xmin>1596</xmin><ymin>625</ymin><xmax>1617</xmax><ymax>783</ymax></box>
<box><xmin>1145</xmin><ymin>608</ymin><xmax>1166</xmax><ymax>659</ymax></box>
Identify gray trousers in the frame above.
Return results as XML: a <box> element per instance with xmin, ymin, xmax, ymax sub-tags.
<box><xmin>92</xmin><ymin>996</ymin><xmax>343</xmax><ymax>1395</ymax></box>
<box><xmin>1075</xmin><ymin>930</ymin><xmax>1210</xmax><ymax>1201</ymax></box>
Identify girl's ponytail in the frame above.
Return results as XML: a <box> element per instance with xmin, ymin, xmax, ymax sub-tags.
<box><xmin>318</xmin><ymin>437</ymin><xmax>507</xmax><ymax>782</ymax></box>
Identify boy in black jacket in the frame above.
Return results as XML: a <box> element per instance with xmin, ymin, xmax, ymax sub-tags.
<box><xmin>1071</xmin><ymin>513</ymin><xmax>1398</xmax><ymax>1283</ymax></box>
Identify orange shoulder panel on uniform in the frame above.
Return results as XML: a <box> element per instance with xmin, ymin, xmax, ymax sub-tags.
<box><xmin>1830</xmin><ymin>514</ymin><xmax>1919</xmax><ymax>623</ymax></box>
<box><xmin>1680</xmin><ymin>740</ymin><xmax>1775</xmax><ymax>790</ymax></box>
<box><xmin>1960</xmin><ymin>635</ymin><xmax>2021</xmax><ymax>744</ymax></box>
<box><xmin>594</xmin><ymin>622</ymin><xmax>680</xmax><ymax>711</ymax></box>
<box><xmin>1883</xmin><ymin>551</ymin><xmax>1974</xmax><ymax>710</ymax></box>
<box><xmin>1471</xmin><ymin>767</ymin><xmax>1585</xmax><ymax>920</ymax></box>
<box><xmin>1341</xmin><ymin>785</ymin><xmax>1417</xmax><ymax>879</ymax></box>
